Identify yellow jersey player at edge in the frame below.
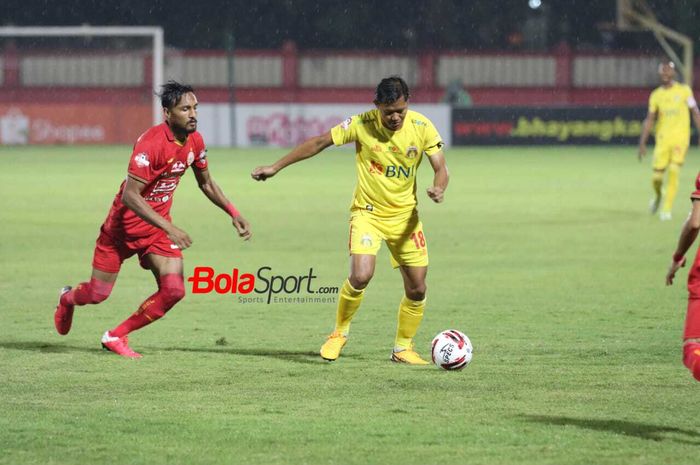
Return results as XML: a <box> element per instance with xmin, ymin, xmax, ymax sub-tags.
<box><xmin>251</xmin><ymin>76</ymin><xmax>449</xmax><ymax>365</ymax></box>
<box><xmin>639</xmin><ymin>59</ymin><xmax>700</xmax><ymax>221</ymax></box>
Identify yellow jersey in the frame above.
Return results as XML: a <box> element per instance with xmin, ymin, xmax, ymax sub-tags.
<box><xmin>331</xmin><ymin>109</ymin><xmax>443</xmax><ymax>218</ymax></box>
<box><xmin>649</xmin><ymin>82</ymin><xmax>695</xmax><ymax>142</ymax></box>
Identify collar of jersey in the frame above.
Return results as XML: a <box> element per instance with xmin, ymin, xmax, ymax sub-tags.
<box><xmin>162</xmin><ymin>122</ymin><xmax>187</xmax><ymax>146</ymax></box>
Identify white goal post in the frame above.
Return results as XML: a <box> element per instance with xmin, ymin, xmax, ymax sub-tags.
<box><xmin>0</xmin><ymin>25</ymin><xmax>164</xmax><ymax>126</ymax></box>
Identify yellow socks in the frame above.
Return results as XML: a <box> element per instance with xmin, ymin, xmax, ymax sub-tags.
<box><xmin>652</xmin><ymin>170</ymin><xmax>664</xmax><ymax>200</ymax></box>
<box><xmin>662</xmin><ymin>163</ymin><xmax>680</xmax><ymax>213</ymax></box>
<box><xmin>394</xmin><ymin>296</ymin><xmax>426</xmax><ymax>350</ymax></box>
<box><xmin>334</xmin><ymin>279</ymin><xmax>365</xmax><ymax>335</ymax></box>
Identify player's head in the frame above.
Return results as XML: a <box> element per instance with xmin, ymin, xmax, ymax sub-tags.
<box><xmin>374</xmin><ymin>76</ymin><xmax>410</xmax><ymax>131</ymax></box>
<box><xmin>158</xmin><ymin>81</ymin><xmax>198</xmax><ymax>134</ymax></box>
<box><xmin>658</xmin><ymin>59</ymin><xmax>676</xmax><ymax>85</ymax></box>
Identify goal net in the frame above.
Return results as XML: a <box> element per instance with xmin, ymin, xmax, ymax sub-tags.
<box><xmin>0</xmin><ymin>26</ymin><xmax>163</xmax><ymax>145</ymax></box>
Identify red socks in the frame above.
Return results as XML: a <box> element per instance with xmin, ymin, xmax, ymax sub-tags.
<box><xmin>683</xmin><ymin>342</ymin><xmax>700</xmax><ymax>382</ymax></box>
<box><xmin>61</xmin><ymin>278</ymin><xmax>114</xmax><ymax>306</ymax></box>
<box><xmin>681</xmin><ymin>299</ymin><xmax>700</xmax><ymax>381</ymax></box>
<box><xmin>110</xmin><ymin>274</ymin><xmax>185</xmax><ymax>338</ymax></box>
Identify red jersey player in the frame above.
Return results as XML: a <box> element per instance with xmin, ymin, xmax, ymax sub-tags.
<box><xmin>54</xmin><ymin>81</ymin><xmax>251</xmax><ymax>358</ymax></box>
<box><xmin>665</xmin><ymin>171</ymin><xmax>700</xmax><ymax>381</ymax></box>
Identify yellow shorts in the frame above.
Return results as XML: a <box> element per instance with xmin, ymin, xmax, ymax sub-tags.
<box><xmin>653</xmin><ymin>139</ymin><xmax>689</xmax><ymax>170</ymax></box>
<box><xmin>348</xmin><ymin>210</ymin><xmax>428</xmax><ymax>268</ymax></box>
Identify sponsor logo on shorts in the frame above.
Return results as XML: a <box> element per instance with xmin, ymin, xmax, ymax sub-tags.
<box><xmin>360</xmin><ymin>233</ymin><xmax>373</xmax><ymax>247</ymax></box>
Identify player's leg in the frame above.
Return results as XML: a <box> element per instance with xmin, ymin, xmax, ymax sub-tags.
<box><xmin>320</xmin><ymin>254</ymin><xmax>377</xmax><ymax>361</ymax></box>
<box><xmin>386</xmin><ymin>215</ymin><xmax>429</xmax><ymax>365</ymax></box>
<box><xmin>661</xmin><ymin>145</ymin><xmax>688</xmax><ymax>219</ymax></box>
<box><xmin>651</xmin><ymin>145</ymin><xmax>669</xmax><ymax>217</ymax></box>
<box><xmin>390</xmin><ymin>265</ymin><xmax>429</xmax><ymax>365</ymax></box>
<box><xmin>108</xmin><ymin>255</ymin><xmax>184</xmax><ymax>338</ymax></box>
<box><xmin>650</xmin><ymin>144</ymin><xmax>669</xmax><ymax>213</ymax></box>
<box><xmin>683</xmin><ymin>265</ymin><xmax>700</xmax><ymax>381</ymax></box>
<box><xmin>320</xmin><ymin>213</ymin><xmax>381</xmax><ymax>361</ymax></box>
<box><xmin>54</xmin><ymin>231</ymin><xmax>124</xmax><ymax>335</ymax></box>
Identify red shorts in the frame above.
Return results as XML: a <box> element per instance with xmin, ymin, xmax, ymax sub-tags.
<box><xmin>92</xmin><ymin>227</ymin><xmax>183</xmax><ymax>273</ymax></box>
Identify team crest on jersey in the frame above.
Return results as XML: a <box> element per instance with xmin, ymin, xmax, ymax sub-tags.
<box><xmin>134</xmin><ymin>153</ymin><xmax>150</xmax><ymax>167</ymax></box>
<box><xmin>406</xmin><ymin>145</ymin><xmax>418</xmax><ymax>159</ymax></box>
<box><xmin>369</xmin><ymin>160</ymin><xmax>384</xmax><ymax>175</ymax></box>
<box><xmin>187</xmin><ymin>151</ymin><xmax>195</xmax><ymax>166</ymax></box>
<box><xmin>171</xmin><ymin>161</ymin><xmax>186</xmax><ymax>173</ymax></box>
<box><xmin>340</xmin><ymin>117</ymin><xmax>352</xmax><ymax>130</ymax></box>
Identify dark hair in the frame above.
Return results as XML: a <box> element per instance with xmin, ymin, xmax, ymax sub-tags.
<box><xmin>158</xmin><ymin>80</ymin><xmax>195</xmax><ymax>109</ymax></box>
<box><xmin>375</xmin><ymin>76</ymin><xmax>410</xmax><ymax>104</ymax></box>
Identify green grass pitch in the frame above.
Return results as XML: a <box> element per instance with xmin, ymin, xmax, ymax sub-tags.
<box><xmin>1</xmin><ymin>145</ymin><xmax>698</xmax><ymax>465</ymax></box>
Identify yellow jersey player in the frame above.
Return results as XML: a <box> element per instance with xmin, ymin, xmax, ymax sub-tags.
<box><xmin>251</xmin><ymin>76</ymin><xmax>449</xmax><ymax>365</ymax></box>
<box><xmin>639</xmin><ymin>59</ymin><xmax>700</xmax><ymax>221</ymax></box>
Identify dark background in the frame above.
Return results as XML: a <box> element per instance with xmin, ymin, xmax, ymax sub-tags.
<box><xmin>2</xmin><ymin>0</ymin><xmax>700</xmax><ymax>52</ymax></box>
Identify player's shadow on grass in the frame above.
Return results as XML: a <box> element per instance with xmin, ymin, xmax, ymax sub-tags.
<box><xmin>521</xmin><ymin>414</ymin><xmax>700</xmax><ymax>445</ymax></box>
<box><xmin>0</xmin><ymin>341</ymin><xmax>362</xmax><ymax>364</ymax></box>
<box><xmin>0</xmin><ymin>341</ymin><xmax>97</xmax><ymax>354</ymax></box>
<box><xmin>160</xmin><ymin>346</ymin><xmax>360</xmax><ymax>365</ymax></box>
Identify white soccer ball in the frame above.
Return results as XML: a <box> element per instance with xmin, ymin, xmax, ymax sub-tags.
<box><xmin>431</xmin><ymin>329</ymin><xmax>473</xmax><ymax>370</ymax></box>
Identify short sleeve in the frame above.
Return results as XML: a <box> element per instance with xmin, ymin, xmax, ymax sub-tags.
<box><xmin>330</xmin><ymin>116</ymin><xmax>359</xmax><ymax>146</ymax></box>
<box><xmin>193</xmin><ymin>134</ymin><xmax>208</xmax><ymax>170</ymax></box>
<box><xmin>423</xmin><ymin>119</ymin><xmax>444</xmax><ymax>156</ymax></box>
<box><xmin>692</xmin><ymin>172</ymin><xmax>700</xmax><ymax>200</ymax></box>
<box><xmin>648</xmin><ymin>91</ymin><xmax>659</xmax><ymax>114</ymax></box>
<box><xmin>128</xmin><ymin>141</ymin><xmax>161</xmax><ymax>183</ymax></box>
<box><xmin>686</xmin><ymin>87</ymin><xmax>697</xmax><ymax>109</ymax></box>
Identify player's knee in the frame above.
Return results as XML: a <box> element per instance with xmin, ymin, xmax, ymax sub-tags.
<box><xmin>405</xmin><ymin>283</ymin><xmax>426</xmax><ymax>301</ymax></box>
<box><xmin>88</xmin><ymin>280</ymin><xmax>114</xmax><ymax>304</ymax></box>
<box><xmin>349</xmin><ymin>271</ymin><xmax>373</xmax><ymax>290</ymax></box>
<box><xmin>157</xmin><ymin>274</ymin><xmax>185</xmax><ymax>309</ymax></box>
<box><xmin>90</xmin><ymin>290</ymin><xmax>110</xmax><ymax>304</ymax></box>
<box><xmin>161</xmin><ymin>284</ymin><xmax>185</xmax><ymax>309</ymax></box>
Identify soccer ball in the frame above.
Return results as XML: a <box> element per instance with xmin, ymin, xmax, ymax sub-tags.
<box><xmin>431</xmin><ymin>330</ymin><xmax>473</xmax><ymax>370</ymax></box>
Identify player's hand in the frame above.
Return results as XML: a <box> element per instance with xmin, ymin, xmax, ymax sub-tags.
<box><xmin>427</xmin><ymin>186</ymin><xmax>445</xmax><ymax>203</ymax></box>
<box><xmin>232</xmin><ymin>215</ymin><xmax>252</xmax><ymax>241</ymax></box>
<box><xmin>166</xmin><ymin>225</ymin><xmax>193</xmax><ymax>250</ymax></box>
<box><xmin>666</xmin><ymin>257</ymin><xmax>687</xmax><ymax>286</ymax></box>
<box><xmin>638</xmin><ymin>145</ymin><xmax>647</xmax><ymax>161</ymax></box>
<box><xmin>251</xmin><ymin>165</ymin><xmax>278</xmax><ymax>181</ymax></box>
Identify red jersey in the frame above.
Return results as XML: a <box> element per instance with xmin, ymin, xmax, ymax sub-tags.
<box><xmin>692</xmin><ymin>172</ymin><xmax>700</xmax><ymax>201</ymax></box>
<box><xmin>102</xmin><ymin>123</ymin><xmax>208</xmax><ymax>238</ymax></box>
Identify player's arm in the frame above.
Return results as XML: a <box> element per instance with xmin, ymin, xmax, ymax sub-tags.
<box><xmin>121</xmin><ymin>175</ymin><xmax>192</xmax><ymax>249</ymax></box>
<box><xmin>666</xmin><ymin>200</ymin><xmax>700</xmax><ymax>285</ymax></box>
<box><xmin>426</xmin><ymin>151</ymin><xmax>449</xmax><ymax>203</ymax></box>
<box><xmin>192</xmin><ymin>166</ymin><xmax>251</xmax><ymax>241</ymax></box>
<box><xmin>251</xmin><ymin>131</ymin><xmax>334</xmax><ymax>181</ymax></box>
<box><xmin>690</xmin><ymin>103</ymin><xmax>700</xmax><ymax>147</ymax></box>
<box><xmin>638</xmin><ymin>110</ymin><xmax>657</xmax><ymax>161</ymax></box>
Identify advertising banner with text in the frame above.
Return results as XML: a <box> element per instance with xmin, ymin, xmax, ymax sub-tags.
<box><xmin>0</xmin><ymin>104</ymin><xmax>151</xmax><ymax>145</ymax></box>
<box><xmin>230</xmin><ymin>104</ymin><xmax>452</xmax><ymax>148</ymax></box>
<box><xmin>452</xmin><ymin>107</ymin><xmax>647</xmax><ymax>145</ymax></box>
